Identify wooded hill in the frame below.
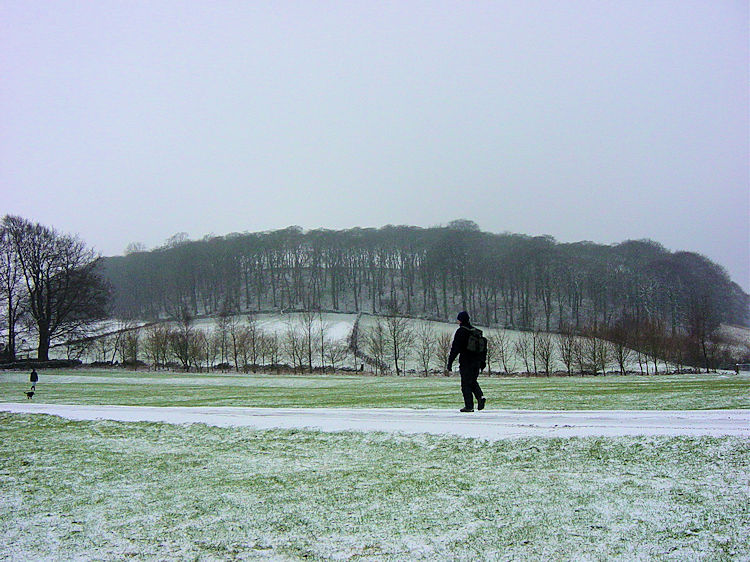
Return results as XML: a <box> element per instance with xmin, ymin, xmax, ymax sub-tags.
<box><xmin>101</xmin><ymin>222</ymin><xmax>749</xmax><ymax>338</ymax></box>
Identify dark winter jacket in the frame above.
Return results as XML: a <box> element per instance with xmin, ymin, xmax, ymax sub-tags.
<box><xmin>447</xmin><ymin>324</ymin><xmax>485</xmax><ymax>370</ymax></box>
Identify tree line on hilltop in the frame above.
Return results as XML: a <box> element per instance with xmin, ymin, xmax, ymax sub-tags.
<box><xmin>100</xmin><ymin>220</ymin><xmax>749</xmax><ymax>371</ymax></box>
<box><xmin>103</xmin><ymin>220</ymin><xmax>747</xmax><ymax>327</ymax></box>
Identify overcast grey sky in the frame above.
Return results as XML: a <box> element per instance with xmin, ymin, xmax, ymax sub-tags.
<box><xmin>2</xmin><ymin>1</ymin><xmax>748</xmax><ymax>290</ymax></box>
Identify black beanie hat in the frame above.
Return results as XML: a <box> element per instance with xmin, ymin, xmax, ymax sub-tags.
<box><xmin>457</xmin><ymin>311</ymin><xmax>470</xmax><ymax>324</ymax></box>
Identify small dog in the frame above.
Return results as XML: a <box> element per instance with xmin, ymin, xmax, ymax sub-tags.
<box><xmin>25</xmin><ymin>391</ymin><xmax>34</xmax><ymax>400</ymax></box>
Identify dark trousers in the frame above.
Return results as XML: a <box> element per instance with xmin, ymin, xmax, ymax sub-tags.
<box><xmin>459</xmin><ymin>362</ymin><xmax>483</xmax><ymax>409</ymax></box>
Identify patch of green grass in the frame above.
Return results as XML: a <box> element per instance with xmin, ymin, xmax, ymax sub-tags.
<box><xmin>2</xmin><ymin>369</ymin><xmax>749</xmax><ymax>409</ymax></box>
<box><xmin>1</xmin><ymin>413</ymin><xmax>748</xmax><ymax>560</ymax></box>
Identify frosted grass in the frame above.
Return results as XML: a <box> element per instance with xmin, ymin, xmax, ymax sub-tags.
<box><xmin>1</xmin><ymin>413</ymin><xmax>748</xmax><ymax>561</ymax></box>
<box><xmin>2</xmin><ymin>370</ymin><xmax>749</xmax><ymax>410</ymax></box>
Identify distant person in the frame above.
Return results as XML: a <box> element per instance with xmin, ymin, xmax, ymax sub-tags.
<box><xmin>30</xmin><ymin>368</ymin><xmax>38</xmax><ymax>391</ymax></box>
<box><xmin>447</xmin><ymin>311</ymin><xmax>487</xmax><ymax>412</ymax></box>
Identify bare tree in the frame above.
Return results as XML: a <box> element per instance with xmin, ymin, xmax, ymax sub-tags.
<box><xmin>2</xmin><ymin>215</ymin><xmax>110</xmax><ymax>360</ymax></box>
<box><xmin>119</xmin><ymin>327</ymin><xmax>141</xmax><ymax>365</ymax></box>
<box><xmin>487</xmin><ymin>330</ymin><xmax>514</xmax><ymax>375</ymax></box>
<box><xmin>106</xmin><ymin>325</ymin><xmax>125</xmax><ymax>364</ymax></box>
<box><xmin>384</xmin><ymin>313</ymin><xmax>414</xmax><ymax>376</ymax></box>
<box><xmin>607</xmin><ymin>337</ymin><xmax>634</xmax><ymax>375</ymax></box>
<box><xmin>414</xmin><ymin>321</ymin><xmax>436</xmax><ymax>376</ymax></box>
<box><xmin>325</xmin><ymin>341</ymin><xmax>349</xmax><ymax>372</ymax></box>
<box><xmin>170</xmin><ymin>309</ymin><xmax>195</xmax><ymax>370</ymax></box>
<box><xmin>514</xmin><ymin>332</ymin><xmax>534</xmax><ymax>374</ymax></box>
<box><xmin>573</xmin><ymin>336</ymin><xmax>587</xmax><ymax>375</ymax></box>
<box><xmin>0</xmin><ymin>226</ymin><xmax>25</xmax><ymax>361</ymax></box>
<box><xmin>534</xmin><ymin>330</ymin><xmax>554</xmax><ymax>376</ymax></box>
<box><xmin>64</xmin><ymin>337</ymin><xmax>93</xmax><ymax>361</ymax></box>
<box><xmin>482</xmin><ymin>328</ymin><xmax>495</xmax><ymax>375</ymax></box>
<box><xmin>124</xmin><ymin>242</ymin><xmax>146</xmax><ymax>255</ymax></box>
<box><xmin>364</xmin><ymin>318</ymin><xmax>389</xmax><ymax>375</ymax></box>
<box><xmin>579</xmin><ymin>331</ymin><xmax>609</xmax><ymax>375</ymax></box>
<box><xmin>214</xmin><ymin>308</ymin><xmax>231</xmax><ymax>367</ymax></box>
<box><xmin>595</xmin><ymin>337</ymin><xmax>610</xmax><ymax>374</ymax></box>
<box><xmin>245</xmin><ymin>315</ymin><xmax>262</xmax><ymax>371</ymax></box>
<box><xmin>143</xmin><ymin>323</ymin><xmax>170</xmax><ymax>369</ymax></box>
<box><xmin>227</xmin><ymin>318</ymin><xmax>257</xmax><ymax>373</ymax></box>
<box><xmin>555</xmin><ymin>329</ymin><xmax>576</xmax><ymax>376</ymax></box>
<box><xmin>227</xmin><ymin>314</ymin><xmax>244</xmax><ymax>370</ymax></box>
<box><xmin>643</xmin><ymin>318</ymin><xmax>665</xmax><ymax>374</ymax></box>
<box><xmin>191</xmin><ymin>330</ymin><xmax>208</xmax><ymax>372</ymax></box>
<box><xmin>94</xmin><ymin>335</ymin><xmax>114</xmax><ymax>363</ymax></box>
<box><xmin>702</xmin><ymin>339</ymin><xmax>728</xmax><ymax>373</ymax></box>
<box><xmin>232</xmin><ymin>325</ymin><xmax>251</xmax><ymax>371</ymax></box>
<box><xmin>283</xmin><ymin>319</ymin><xmax>305</xmax><ymax>373</ymax></box>
<box><xmin>201</xmin><ymin>329</ymin><xmax>220</xmax><ymax>371</ymax></box>
<box><xmin>299</xmin><ymin>311</ymin><xmax>318</xmax><ymax>373</ymax></box>
<box><xmin>317</xmin><ymin>312</ymin><xmax>332</xmax><ymax>372</ymax></box>
<box><xmin>581</xmin><ymin>334</ymin><xmax>597</xmax><ymax>375</ymax></box>
<box><xmin>262</xmin><ymin>332</ymin><xmax>281</xmax><ymax>372</ymax></box>
<box><xmin>433</xmin><ymin>331</ymin><xmax>453</xmax><ymax>376</ymax></box>
<box><xmin>665</xmin><ymin>332</ymin><xmax>688</xmax><ymax>373</ymax></box>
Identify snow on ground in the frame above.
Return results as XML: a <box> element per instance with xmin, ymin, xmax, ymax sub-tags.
<box><xmin>43</xmin><ymin>311</ymin><xmax>705</xmax><ymax>372</ymax></box>
<box><xmin>716</xmin><ymin>324</ymin><xmax>750</xmax><ymax>356</ymax></box>
<box><xmin>2</xmin><ymin>403</ymin><xmax>748</xmax><ymax>440</ymax></box>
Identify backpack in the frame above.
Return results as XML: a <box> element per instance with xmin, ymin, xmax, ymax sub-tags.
<box><xmin>465</xmin><ymin>327</ymin><xmax>487</xmax><ymax>357</ymax></box>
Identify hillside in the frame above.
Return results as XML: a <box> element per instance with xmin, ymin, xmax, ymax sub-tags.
<box><xmin>48</xmin><ymin>311</ymin><xmax>741</xmax><ymax>376</ymax></box>
<box><xmin>96</xmin><ymin>224</ymin><xmax>749</xmax><ymax>371</ymax></box>
<box><xmin>101</xmin><ymin>225</ymin><xmax>749</xmax><ymax>331</ymax></box>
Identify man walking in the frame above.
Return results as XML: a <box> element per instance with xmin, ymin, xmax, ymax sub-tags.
<box><xmin>447</xmin><ymin>311</ymin><xmax>486</xmax><ymax>412</ymax></box>
<box><xmin>30</xmin><ymin>368</ymin><xmax>38</xmax><ymax>391</ymax></box>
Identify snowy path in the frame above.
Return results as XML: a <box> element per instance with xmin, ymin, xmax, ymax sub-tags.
<box><xmin>2</xmin><ymin>403</ymin><xmax>748</xmax><ymax>440</ymax></box>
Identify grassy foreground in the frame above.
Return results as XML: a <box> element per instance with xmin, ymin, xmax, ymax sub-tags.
<box><xmin>1</xmin><ymin>413</ymin><xmax>748</xmax><ymax>561</ymax></box>
<box><xmin>2</xmin><ymin>369</ymin><xmax>749</xmax><ymax>409</ymax></box>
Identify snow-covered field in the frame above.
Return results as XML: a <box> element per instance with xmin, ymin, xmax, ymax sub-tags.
<box><xmin>717</xmin><ymin>324</ymin><xmax>750</xmax><ymax>356</ymax></box>
<box><xmin>2</xmin><ymin>371</ymin><xmax>748</xmax><ymax>560</ymax></box>
<box><xmin>1</xmin><ymin>412</ymin><xmax>748</xmax><ymax>561</ymax></box>
<box><xmin>191</xmin><ymin>311</ymin><xmax>359</xmax><ymax>343</ymax></box>
<box><xmin>2</xmin><ymin>403</ymin><xmax>748</xmax><ymax>440</ymax></box>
